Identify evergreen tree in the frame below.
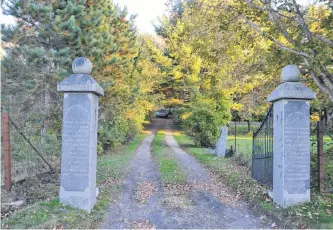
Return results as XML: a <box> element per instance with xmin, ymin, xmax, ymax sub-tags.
<box><xmin>2</xmin><ymin>0</ymin><xmax>71</xmax><ymax>139</ymax></box>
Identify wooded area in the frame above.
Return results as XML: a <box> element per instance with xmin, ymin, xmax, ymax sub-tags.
<box><xmin>1</xmin><ymin>1</ymin><xmax>333</xmax><ymax>228</ymax></box>
<box><xmin>2</xmin><ymin>0</ymin><xmax>332</xmax><ymax>151</ymax></box>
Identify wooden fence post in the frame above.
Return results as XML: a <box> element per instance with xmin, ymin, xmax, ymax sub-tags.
<box><xmin>317</xmin><ymin>120</ymin><xmax>324</xmax><ymax>192</ymax></box>
<box><xmin>2</xmin><ymin>112</ymin><xmax>12</xmax><ymax>191</ymax></box>
<box><xmin>234</xmin><ymin>121</ymin><xmax>237</xmax><ymax>153</ymax></box>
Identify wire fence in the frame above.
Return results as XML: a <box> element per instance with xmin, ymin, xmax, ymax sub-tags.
<box><xmin>1</xmin><ymin>113</ymin><xmax>61</xmax><ymax>187</ymax></box>
<box><xmin>310</xmin><ymin>121</ymin><xmax>333</xmax><ymax>191</ymax></box>
<box><xmin>226</xmin><ymin>120</ymin><xmax>333</xmax><ymax>191</ymax></box>
<box><xmin>226</xmin><ymin>121</ymin><xmax>261</xmax><ymax>167</ymax></box>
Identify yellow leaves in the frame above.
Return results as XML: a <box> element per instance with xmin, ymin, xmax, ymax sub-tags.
<box><xmin>173</xmin><ymin>70</ymin><xmax>183</xmax><ymax>80</ymax></box>
<box><xmin>310</xmin><ymin>113</ymin><xmax>320</xmax><ymax>122</ymax></box>
<box><xmin>230</xmin><ymin>103</ymin><xmax>243</xmax><ymax>111</ymax></box>
<box><xmin>181</xmin><ymin>112</ymin><xmax>193</xmax><ymax>120</ymax></box>
<box><xmin>162</xmin><ymin>98</ymin><xmax>184</xmax><ymax>107</ymax></box>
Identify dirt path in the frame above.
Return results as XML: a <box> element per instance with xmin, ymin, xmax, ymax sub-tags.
<box><xmin>100</xmin><ymin>118</ymin><xmax>269</xmax><ymax>229</ymax></box>
<box><xmin>165</xmin><ymin>132</ymin><xmax>268</xmax><ymax>228</ymax></box>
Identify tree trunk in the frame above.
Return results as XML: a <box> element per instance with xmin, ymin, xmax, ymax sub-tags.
<box><xmin>325</xmin><ymin>106</ymin><xmax>333</xmax><ymax>132</ymax></box>
<box><xmin>246</xmin><ymin>120</ymin><xmax>251</xmax><ymax>133</ymax></box>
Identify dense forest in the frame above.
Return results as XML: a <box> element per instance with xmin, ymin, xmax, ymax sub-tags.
<box><xmin>2</xmin><ymin>0</ymin><xmax>333</xmax><ymax>151</ymax></box>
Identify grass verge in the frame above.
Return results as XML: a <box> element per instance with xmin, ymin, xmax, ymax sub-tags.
<box><xmin>174</xmin><ymin>133</ymin><xmax>333</xmax><ymax>229</ymax></box>
<box><xmin>1</xmin><ymin>133</ymin><xmax>147</xmax><ymax>229</ymax></box>
<box><xmin>152</xmin><ymin>132</ymin><xmax>186</xmax><ymax>185</ymax></box>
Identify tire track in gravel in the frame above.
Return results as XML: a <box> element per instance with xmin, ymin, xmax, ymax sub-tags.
<box><xmin>101</xmin><ymin>118</ymin><xmax>269</xmax><ymax>229</ymax></box>
<box><xmin>99</xmin><ymin>130</ymin><xmax>163</xmax><ymax>229</ymax></box>
<box><xmin>165</xmin><ymin>131</ymin><xmax>269</xmax><ymax>229</ymax></box>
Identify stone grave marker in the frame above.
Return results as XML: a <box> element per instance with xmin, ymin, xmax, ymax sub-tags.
<box><xmin>215</xmin><ymin>126</ymin><xmax>228</xmax><ymax>157</ymax></box>
<box><xmin>57</xmin><ymin>57</ymin><xmax>104</xmax><ymax>212</ymax></box>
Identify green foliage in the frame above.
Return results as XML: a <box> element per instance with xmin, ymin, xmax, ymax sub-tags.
<box><xmin>98</xmin><ymin>118</ymin><xmax>138</xmax><ymax>154</ymax></box>
<box><xmin>2</xmin><ymin>0</ymin><xmax>167</xmax><ymax>156</ymax></box>
<box><xmin>177</xmin><ymin>95</ymin><xmax>231</xmax><ymax>147</ymax></box>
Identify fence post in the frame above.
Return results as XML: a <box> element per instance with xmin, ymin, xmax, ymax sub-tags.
<box><xmin>317</xmin><ymin>120</ymin><xmax>324</xmax><ymax>192</ymax></box>
<box><xmin>2</xmin><ymin>112</ymin><xmax>12</xmax><ymax>191</ymax></box>
<box><xmin>234</xmin><ymin>121</ymin><xmax>237</xmax><ymax>153</ymax></box>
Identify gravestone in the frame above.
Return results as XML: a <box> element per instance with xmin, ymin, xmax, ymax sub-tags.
<box><xmin>268</xmin><ymin>65</ymin><xmax>315</xmax><ymax>207</ymax></box>
<box><xmin>57</xmin><ymin>57</ymin><xmax>104</xmax><ymax>212</ymax></box>
<box><xmin>215</xmin><ymin>126</ymin><xmax>228</xmax><ymax>157</ymax></box>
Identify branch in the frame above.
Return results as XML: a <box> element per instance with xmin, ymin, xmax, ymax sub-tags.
<box><xmin>314</xmin><ymin>33</ymin><xmax>333</xmax><ymax>48</ymax></box>
<box><xmin>242</xmin><ymin>15</ymin><xmax>310</xmax><ymax>58</ymax></box>
<box><xmin>291</xmin><ymin>0</ymin><xmax>313</xmax><ymax>41</ymax></box>
<box><xmin>268</xmin><ymin>10</ymin><xmax>297</xmax><ymax>46</ymax></box>
<box><xmin>304</xmin><ymin>58</ymin><xmax>333</xmax><ymax>100</ymax></box>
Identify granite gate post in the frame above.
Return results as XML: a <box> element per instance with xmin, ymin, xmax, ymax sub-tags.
<box><xmin>268</xmin><ymin>65</ymin><xmax>315</xmax><ymax>207</ymax></box>
<box><xmin>57</xmin><ymin>57</ymin><xmax>104</xmax><ymax>212</ymax></box>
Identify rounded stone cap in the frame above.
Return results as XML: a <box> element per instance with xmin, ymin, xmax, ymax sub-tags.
<box><xmin>281</xmin><ymin>65</ymin><xmax>300</xmax><ymax>82</ymax></box>
<box><xmin>72</xmin><ymin>57</ymin><xmax>93</xmax><ymax>74</ymax></box>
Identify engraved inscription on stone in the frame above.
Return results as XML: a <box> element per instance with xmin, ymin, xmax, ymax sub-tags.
<box><xmin>284</xmin><ymin>101</ymin><xmax>309</xmax><ymax>194</ymax></box>
<box><xmin>61</xmin><ymin>99</ymin><xmax>91</xmax><ymax>191</ymax></box>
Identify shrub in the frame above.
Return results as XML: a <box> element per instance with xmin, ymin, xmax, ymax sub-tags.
<box><xmin>98</xmin><ymin>118</ymin><xmax>137</xmax><ymax>154</ymax></box>
<box><xmin>178</xmin><ymin>96</ymin><xmax>231</xmax><ymax>147</ymax></box>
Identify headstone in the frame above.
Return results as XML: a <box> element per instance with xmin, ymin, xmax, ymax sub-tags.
<box><xmin>215</xmin><ymin>126</ymin><xmax>228</xmax><ymax>157</ymax></box>
<box><xmin>57</xmin><ymin>57</ymin><xmax>104</xmax><ymax>212</ymax></box>
<box><xmin>268</xmin><ymin>65</ymin><xmax>315</xmax><ymax>207</ymax></box>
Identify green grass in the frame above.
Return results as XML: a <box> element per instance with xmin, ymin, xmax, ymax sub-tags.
<box><xmin>227</xmin><ymin>134</ymin><xmax>332</xmax><ymax>169</ymax></box>
<box><xmin>1</xmin><ymin>133</ymin><xmax>147</xmax><ymax>229</ymax></box>
<box><xmin>227</xmin><ymin>135</ymin><xmax>253</xmax><ymax>166</ymax></box>
<box><xmin>174</xmin><ymin>133</ymin><xmax>333</xmax><ymax>229</ymax></box>
<box><xmin>152</xmin><ymin>132</ymin><xmax>186</xmax><ymax>185</ymax></box>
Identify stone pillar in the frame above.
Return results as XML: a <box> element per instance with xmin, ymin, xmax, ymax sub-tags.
<box><xmin>57</xmin><ymin>57</ymin><xmax>104</xmax><ymax>212</ymax></box>
<box><xmin>215</xmin><ymin>126</ymin><xmax>228</xmax><ymax>157</ymax></box>
<box><xmin>268</xmin><ymin>65</ymin><xmax>315</xmax><ymax>207</ymax></box>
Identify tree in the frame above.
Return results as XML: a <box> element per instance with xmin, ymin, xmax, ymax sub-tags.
<box><xmin>2</xmin><ymin>0</ymin><xmax>72</xmax><ymax>142</ymax></box>
<box><xmin>156</xmin><ymin>0</ymin><xmax>276</xmax><ymax>145</ymax></box>
<box><xmin>2</xmin><ymin>0</ymin><xmax>168</xmax><ymax>153</ymax></box>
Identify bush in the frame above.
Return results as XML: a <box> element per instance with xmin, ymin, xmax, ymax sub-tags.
<box><xmin>98</xmin><ymin>118</ymin><xmax>138</xmax><ymax>154</ymax></box>
<box><xmin>177</xmin><ymin>96</ymin><xmax>231</xmax><ymax>147</ymax></box>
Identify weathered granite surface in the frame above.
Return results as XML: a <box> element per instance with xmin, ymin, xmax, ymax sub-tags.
<box><xmin>57</xmin><ymin>74</ymin><xmax>104</xmax><ymax>96</ymax></box>
<box><xmin>215</xmin><ymin>126</ymin><xmax>228</xmax><ymax>157</ymax></box>
<box><xmin>267</xmin><ymin>82</ymin><xmax>315</xmax><ymax>102</ymax></box>
<box><xmin>58</xmin><ymin>57</ymin><xmax>103</xmax><ymax>212</ymax></box>
<box><xmin>72</xmin><ymin>57</ymin><xmax>93</xmax><ymax>74</ymax></box>
<box><xmin>269</xmin><ymin>65</ymin><xmax>315</xmax><ymax>207</ymax></box>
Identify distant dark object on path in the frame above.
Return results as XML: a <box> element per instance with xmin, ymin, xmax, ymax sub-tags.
<box><xmin>155</xmin><ymin>109</ymin><xmax>172</xmax><ymax>118</ymax></box>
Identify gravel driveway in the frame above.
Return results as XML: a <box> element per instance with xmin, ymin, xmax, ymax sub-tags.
<box><xmin>100</xmin><ymin>118</ymin><xmax>269</xmax><ymax>229</ymax></box>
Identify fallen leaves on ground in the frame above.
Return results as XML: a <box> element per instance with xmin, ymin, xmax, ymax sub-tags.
<box><xmin>161</xmin><ymin>195</ymin><xmax>191</xmax><ymax>210</ymax></box>
<box><xmin>131</xmin><ymin>220</ymin><xmax>156</xmax><ymax>229</ymax></box>
<box><xmin>164</xmin><ymin>183</ymin><xmax>191</xmax><ymax>195</ymax></box>
<box><xmin>191</xmin><ymin>180</ymin><xmax>240</xmax><ymax>206</ymax></box>
<box><xmin>134</xmin><ymin>181</ymin><xmax>158</xmax><ymax>203</ymax></box>
<box><xmin>98</xmin><ymin>177</ymin><xmax>121</xmax><ymax>187</ymax></box>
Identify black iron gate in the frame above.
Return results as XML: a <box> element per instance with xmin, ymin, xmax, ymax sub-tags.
<box><xmin>252</xmin><ymin>105</ymin><xmax>273</xmax><ymax>187</ymax></box>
